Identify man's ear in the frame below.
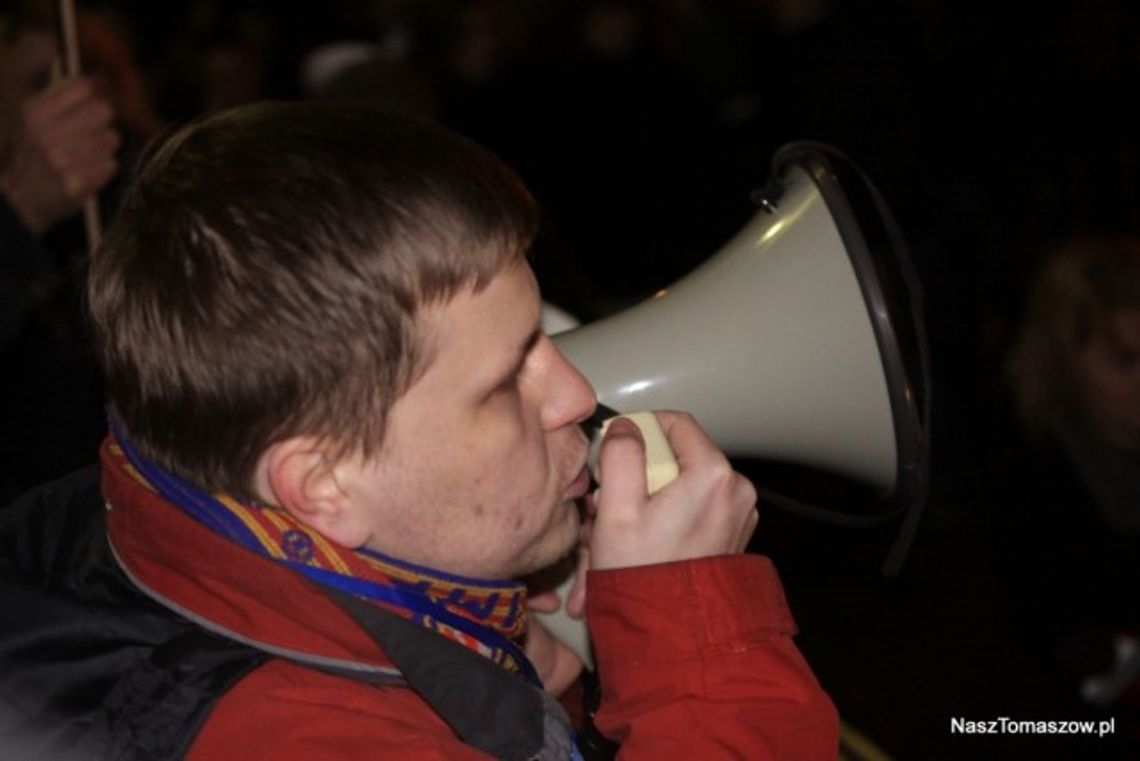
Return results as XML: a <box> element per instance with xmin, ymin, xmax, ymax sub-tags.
<box><xmin>259</xmin><ymin>437</ymin><xmax>371</xmax><ymax>550</ymax></box>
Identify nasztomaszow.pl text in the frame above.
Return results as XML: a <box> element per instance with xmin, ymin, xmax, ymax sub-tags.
<box><xmin>951</xmin><ymin>717</ymin><xmax>1115</xmax><ymax>738</ymax></box>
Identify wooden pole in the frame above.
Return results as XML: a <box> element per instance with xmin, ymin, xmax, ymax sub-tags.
<box><xmin>57</xmin><ymin>0</ymin><xmax>102</xmax><ymax>255</ymax></box>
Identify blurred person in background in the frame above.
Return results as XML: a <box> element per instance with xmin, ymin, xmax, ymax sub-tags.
<box><xmin>997</xmin><ymin>232</ymin><xmax>1140</xmax><ymax>747</ymax></box>
<box><xmin>0</xmin><ymin>0</ymin><xmax>160</xmax><ymax>503</ymax></box>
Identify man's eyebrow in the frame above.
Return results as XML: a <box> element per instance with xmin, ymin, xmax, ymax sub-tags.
<box><xmin>510</xmin><ymin>327</ymin><xmax>543</xmax><ymax>372</ymax></box>
<box><xmin>491</xmin><ymin>326</ymin><xmax>542</xmax><ymax>389</ymax></box>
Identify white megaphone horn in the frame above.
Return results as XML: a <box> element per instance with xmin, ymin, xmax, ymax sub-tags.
<box><xmin>536</xmin><ymin>142</ymin><xmax>931</xmax><ymax>666</ymax></box>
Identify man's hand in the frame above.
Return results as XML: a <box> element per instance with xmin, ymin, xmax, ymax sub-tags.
<box><xmin>0</xmin><ymin>77</ymin><xmax>120</xmax><ymax>235</ymax></box>
<box><xmin>524</xmin><ymin>592</ymin><xmax>585</xmax><ymax>695</ymax></box>
<box><xmin>588</xmin><ymin>412</ymin><xmax>758</xmax><ymax>570</ymax></box>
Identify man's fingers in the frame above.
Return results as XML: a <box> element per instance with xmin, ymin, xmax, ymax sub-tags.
<box><xmin>737</xmin><ymin>505</ymin><xmax>760</xmax><ymax>552</ymax></box>
<box><xmin>29</xmin><ymin>77</ymin><xmax>98</xmax><ymax>122</ymax></box>
<box><xmin>595</xmin><ymin>417</ymin><xmax>648</xmax><ymax>512</ymax></box>
<box><xmin>589</xmin><ymin>410</ymin><xmax>761</xmax><ymax>568</ymax></box>
<box><xmin>653</xmin><ymin>410</ymin><xmax>728</xmax><ymax>473</ymax></box>
<box><xmin>523</xmin><ymin>618</ymin><xmax>584</xmax><ymax>697</ymax></box>
<box><xmin>526</xmin><ymin>589</ymin><xmax>562</xmax><ymax>615</ymax></box>
<box><xmin>565</xmin><ymin>544</ymin><xmax>589</xmax><ymax>619</ymax></box>
<box><xmin>62</xmin><ymin>156</ymin><xmax>118</xmax><ymax>200</ymax></box>
<box><xmin>58</xmin><ymin>128</ymin><xmax>122</xmax><ymax>168</ymax></box>
<box><xmin>32</xmin><ymin>100</ymin><xmax>117</xmax><ymax>146</ymax></box>
<box><xmin>26</xmin><ymin>81</ymin><xmax>117</xmax><ymax>148</ymax></box>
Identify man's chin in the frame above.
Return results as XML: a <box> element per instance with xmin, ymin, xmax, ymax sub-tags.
<box><xmin>547</xmin><ymin>502</ymin><xmax>582</xmax><ymax>561</ymax></box>
<box><xmin>514</xmin><ymin>505</ymin><xmax>580</xmax><ymax>580</ymax></box>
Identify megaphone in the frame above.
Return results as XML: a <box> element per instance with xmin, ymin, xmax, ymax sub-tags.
<box><xmin>554</xmin><ymin>141</ymin><xmax>928</xmax><ymax>516</ymax></box>
<box><xmin>536</xmin><ymin>143</ymin><xmax>930</xmax><ymax>663</ymax></box>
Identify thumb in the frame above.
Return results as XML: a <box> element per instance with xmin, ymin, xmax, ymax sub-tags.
<box><xmin>596</xmin><ymin>417</ymin><xmax>648</xmax><ymax>512</ymax></box>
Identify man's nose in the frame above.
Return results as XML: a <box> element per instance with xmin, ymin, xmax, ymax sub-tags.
<box><xmin>540</xmin><ymin>340</ymin><xmax>597</xmax><ymax>430</ymax></box>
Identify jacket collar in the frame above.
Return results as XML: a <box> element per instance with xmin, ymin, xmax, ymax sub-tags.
<box><xmin>101</xmin><ymin>439</ymin><xmax>569</xmax><ymax>760</ymax></box>
<box><xmin>101</xmin><ymin>437</ymin><xmax>397</xmax><ymax>673</ymax></box>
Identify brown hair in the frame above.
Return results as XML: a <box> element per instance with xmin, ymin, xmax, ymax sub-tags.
<box><xmin>88</xmin><ymin>101</ymin><xmax>538</xmax><ymax>496</ymax></box>
<box><xmin>1006</xmin><ymin>233</ymin><xmax>1140</xmax><ymax>435</ymax></box>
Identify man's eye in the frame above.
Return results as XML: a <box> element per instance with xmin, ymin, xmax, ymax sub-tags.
<box><xmin>489</xmin><ymin>371</ymin><xmax>521</xmax><ymax>398</ymax></box>
<box><xmin>497</xmin><ymin>374</ymin><xmax>521</xmax><ymax>393</ymax></box>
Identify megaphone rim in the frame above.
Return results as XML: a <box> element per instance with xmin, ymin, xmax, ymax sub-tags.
<box><xmin>770</xmin><ymin>142</ymin><xmax>931</xmax><ymax>525</ymax></box>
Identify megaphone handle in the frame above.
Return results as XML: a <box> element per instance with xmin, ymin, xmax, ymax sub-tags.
<box><xmin>534</xmin><ymin>412</ymin><xmax>679</xmax><ymax>671</ymax></box>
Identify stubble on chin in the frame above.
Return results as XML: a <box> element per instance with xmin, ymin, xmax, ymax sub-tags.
<box><xmin>510</xmin><ymin>499</ymin><xmax>581</xmax><ymax>579</ymax></box>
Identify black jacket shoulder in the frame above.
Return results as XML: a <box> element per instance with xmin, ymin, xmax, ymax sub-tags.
<box><xmin>0</xmin><ymin>467</ymin><xmax>267</xmax><ymax>761</ymax></box>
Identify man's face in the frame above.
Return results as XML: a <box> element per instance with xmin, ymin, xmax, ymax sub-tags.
<box><xmin>339</xmin><ymin>261</ymin><xmax>596</xmax><ymax>579</ymax></box>
<box><xmin>1075</xmin><ymin>307</ymin><xmax>1140</xmax><ymax>454</ymax></box>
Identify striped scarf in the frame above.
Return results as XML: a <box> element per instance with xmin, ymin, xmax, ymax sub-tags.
<box><xmin>106</xmin><ymin>424</ymin><xmax>539</xmax><ymax>686</ymax></box>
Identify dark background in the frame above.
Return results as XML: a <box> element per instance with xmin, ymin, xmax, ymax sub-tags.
<box><xmin>4</xmin><ymin>1</ymin><xmax>1140</xmax><ymax>758</ymax></box>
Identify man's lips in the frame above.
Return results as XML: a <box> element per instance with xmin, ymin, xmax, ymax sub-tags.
<box><xmin>564</xmin><ymin>464</ymin><xmax>591</xmax><ymax>499</ymax></box>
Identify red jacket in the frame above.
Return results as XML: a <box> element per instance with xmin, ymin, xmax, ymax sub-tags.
<box><xmin>104</xmin><ymin>448</ymin><xmax>838</xmax><ymax>759</ymax></box>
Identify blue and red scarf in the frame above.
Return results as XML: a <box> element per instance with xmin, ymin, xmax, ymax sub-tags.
<box><xmin>106</xmin><ymin>421</ymin><xmax>540</xmax><ymax>687</ymax></box>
